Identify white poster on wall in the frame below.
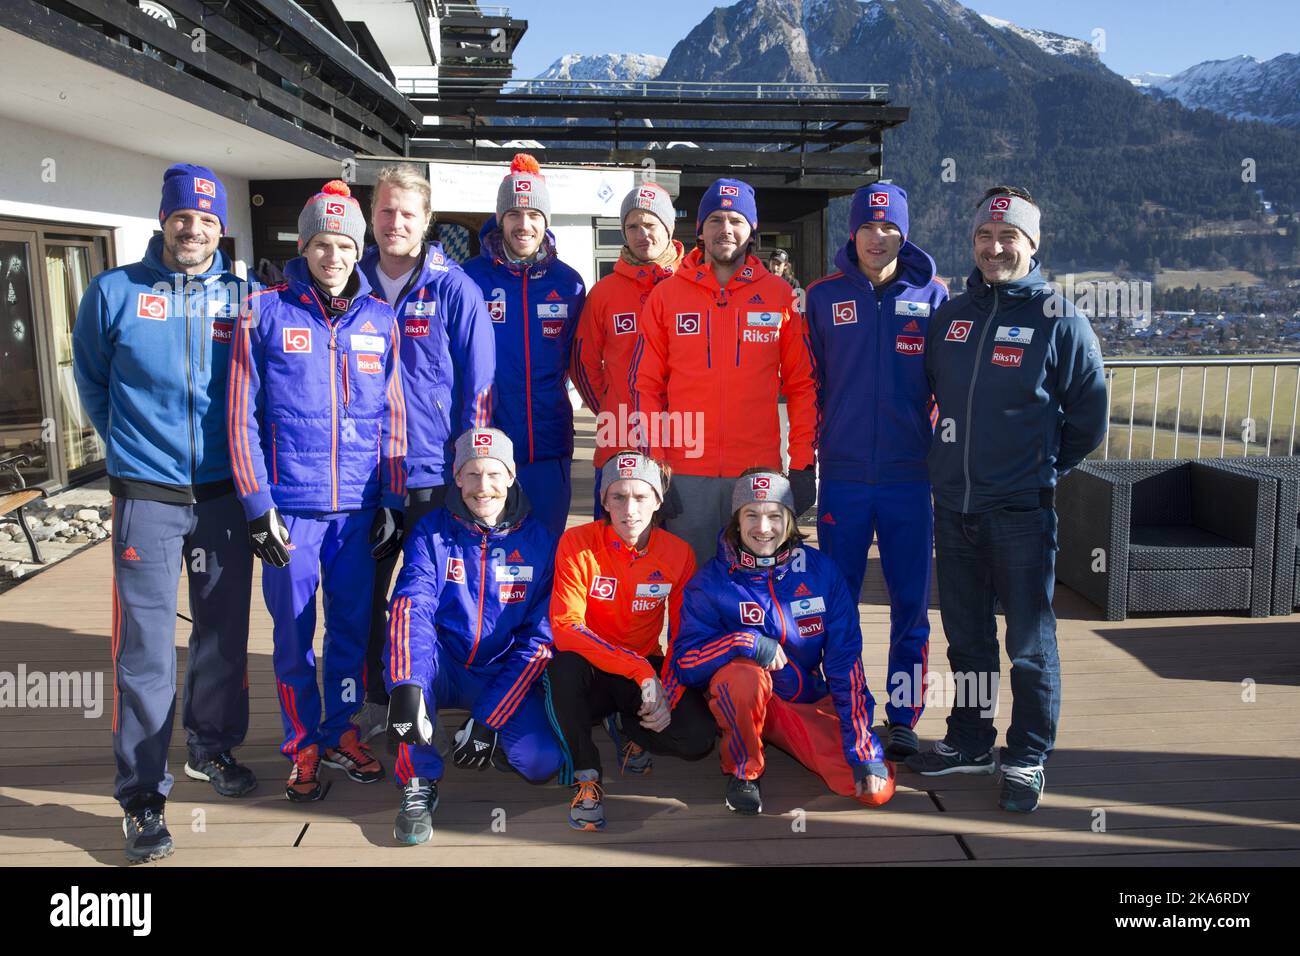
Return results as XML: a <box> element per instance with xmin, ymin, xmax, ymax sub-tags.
<box><xmin>426</xmin><ymin>161</ymin><xmax>635</xmax><ymax>218</ymax></box>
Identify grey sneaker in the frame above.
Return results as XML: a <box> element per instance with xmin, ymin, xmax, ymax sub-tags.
<box><xmin>123</xmin><ymin>803</ymin><xmax>174</xmax><ymax>864</ymax></box>
<box><xmin>351</xmin><ymin>700</ymin><xmax>388</xmax><ymax>743</ymax></box>
<box><xmin>394</xmin><ymin>777</ymin><xmax>439</xmax><ymax>845</ymax></box>
<box><xmin>999</xmin><ymin>764</ymin><xmax>1045</xmax><ymax>813</ymax></box>
<box><xmin>569</xmin><ymin>769</ymin><xmax>606</xmax><ymax>831</ymax></box>
<box><xmin>883</xmin><ymin>723</ymin><xmax>919</xmax><ymax>762</ymax></box>
<box><xmin>904</xmin><ymin>739</ymin><xmax>997</xmax><ymax>776</ymax></box>
<box><xmin>604</xmin><ymin>714</ymin><xmax>653</xmax><ymax>774</ymax></box>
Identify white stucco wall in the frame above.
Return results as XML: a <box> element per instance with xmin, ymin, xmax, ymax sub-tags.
<box><xmin>0</xmin><ymin>117</ymin><xmax>254</xmax><ymax>276</ymax></box>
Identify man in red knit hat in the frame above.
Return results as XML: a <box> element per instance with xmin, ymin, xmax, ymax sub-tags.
<box><xmin>463</xmin><ymin>155</ymin><xmax>586</xmax><ymax>537</ymax></box>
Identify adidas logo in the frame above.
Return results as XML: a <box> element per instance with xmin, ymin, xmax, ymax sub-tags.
<box><xmin>251</xmin><ymin>532</ymin><xmax>267</xmax><ymax>544</ymax></box>
<box><xmin>647</xmin><ymin>570</ymin><xmax>665</xmax><ymax>581</ymax></box>
<box><xmin>902</xmin><ymin>319</ymin><xmax>920</xmax><ymax>332</ymax></box>
<box><xmin>361</xmin><ymin>320</ymin><xmax>378</xmax><ymax>333</ymax></box>
<box><xmin>508</xmin><ymin>549</ymin><xmax>524</xmax><ymax>562</ymax></box>
<box><xmin>748</xmin><ymin>294</ymin><xmax>764</xmax><ymax>304</ymax></box>
<box><xmin>820</xmin><ymin>513</ymin><xmax>836</xmax><ymax>525</ymax></box>
<box><xmin>794</xmin><ymin>583</ymin><xmax>812</xmax><ymax>597</ymax></box>
<box><xmin>546</xmin><ymin>290</ymin><xmax>562</xmax><ymax>301</ymax></box>
<box><xmin>120</xmin><ymin>547</ymin><xmax>141</xmax><ymax>561</ymax></box>
<box><xmin>474</xmin><ymin>740</ymin><xmax>488</xmax><ymax>752</ymax></box>
<box><xmin>393</xmin><ymin>722</ymin><xmax>412</xmax><ymax>736</ymax></box>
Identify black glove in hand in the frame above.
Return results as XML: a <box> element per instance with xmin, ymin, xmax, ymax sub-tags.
<box><xmin>248</xmin><ymin>507</ymin><xmax>292</xmax><ymax>568</ymax></box>
<box><xmin>789</xmin><ymin>466</ymin><xmax>817</xmax><ymax>519</ymax></box>
<box><xmin>369</xmin><ymin>507</ymin><xmax>404</xmax><ymax>561</ymax></box>
<box><xmin>660</xmin><ymin>481</ymin><xmax>685</xmax><ymax>521</ymax></box>
<box><xmin>387</xmin><ymin>683</ymin><xmax>433</xmax><ymax>746</ymax></box>
<box><xmin>452</xmin><ymin>718</ymin><xmax>498</xmax><ymax>770</ymax></box>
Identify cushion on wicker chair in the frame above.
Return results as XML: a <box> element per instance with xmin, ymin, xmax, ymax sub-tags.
<box><xmin>1128</xmin><ymin>525</ymin><xmax>1255</xmax><ymax>570</ymax></box>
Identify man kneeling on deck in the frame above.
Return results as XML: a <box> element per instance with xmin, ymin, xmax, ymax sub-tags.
<box><xmin>384</xmin><ymin>427</ymin><xmax>564</xmax><ymax>845</ymax></box>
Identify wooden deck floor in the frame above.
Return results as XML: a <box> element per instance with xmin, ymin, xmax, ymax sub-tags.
<box><xmin>3</xmin><ymin>417</ymin><xmax>1300</xmax><ymax>867</ymax></box>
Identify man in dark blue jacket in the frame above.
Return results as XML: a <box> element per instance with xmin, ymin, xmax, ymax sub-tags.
<box><xmin>908</xmin><ymin>186</ymin><xmax>1107</xmax><ymax>813</ymax></box>
<box><xmin>806</xmin><ymin>183</ymin><xmax>948</xmax><ymax>762</ymax></box>
<box><xmin>357</xmin><ymin>163</ymin><xmax>496</xmax><ymax>739</ymax></box>
<box><xmin>73</xmin><ymin>164</ymin><xmax>256</xmax><ymax>864</ymax></box>
<box><xmin>463</xmin><ymin>154</ymin><xmax>586</xmax><ymax>538</ymax></box>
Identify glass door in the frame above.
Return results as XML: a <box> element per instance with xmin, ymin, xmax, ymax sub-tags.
<box><xmin>41</xmin><ymin>239</ymin><xmax>107</xmax><ymax>480</ymax></box>
<box><xmin>0</xmin><ymin>228</ymin><xmax>50</xmax><ymax>486</ymax></box>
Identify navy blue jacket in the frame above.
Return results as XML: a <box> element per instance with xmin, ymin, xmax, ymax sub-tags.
<box><xmin>924</xmin><ymin>261</ymin><xmax>1108</xmax><ymax>513</ymax></box>
<box><xmin>360</xmin><ymin>242</ymin><xmax>496</xmax><ymax>489</ymax></box>
<box><xmin>806</xmin><ymin>240</ymin><xmax>949</xmax><ymax>483</ymax></box>
<box><xmin>462</xmin><ymin>220</ymin><xmax>586</xmax><ymax>465</ymax></box>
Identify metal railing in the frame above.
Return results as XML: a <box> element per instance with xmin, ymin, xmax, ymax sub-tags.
<box><xmin>438</xmin><ymin>3</ymin><xmax>513</xmax><ymax>17</ymax></box>
<box><xmin>399</xmin><ymin>76</ymin><xmax>891</xmax><ymax>100</ymax></box>
<box><xmin>1099</xmin><ymin>357</ymin><xmax>1300</xmax><ymax>461</ymax></box>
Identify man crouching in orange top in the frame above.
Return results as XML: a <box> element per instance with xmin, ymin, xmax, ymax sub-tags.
<box><xmin>546</xmin><ymin>451</ymin><xmax>716</xmax><ymax>830</ymax></box>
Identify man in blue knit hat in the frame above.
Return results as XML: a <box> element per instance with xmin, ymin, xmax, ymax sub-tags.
<box><xmin>74</xmin><ymin>163</ymin><xmax>256</xmax><ymax>864</ymax></box>
<box><xmin>805</xmin><ymin>182</ymin><xmax>949</xmax><ymax>763</ymax></box>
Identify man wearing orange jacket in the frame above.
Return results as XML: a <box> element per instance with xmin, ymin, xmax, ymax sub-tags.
<box><xmin>546</xmin><ymin>451</ymin><xmax>715</xmax><ymax>830</ymax></box>
<box><xmin>571</xmin><ymin>182</ymin><xmax>684</xmax><ymax>517</ymax></box>
<box><xmin>634</xmin><ymin>178</ymin><xmax>819</xmax><ymax>565</ymax></box>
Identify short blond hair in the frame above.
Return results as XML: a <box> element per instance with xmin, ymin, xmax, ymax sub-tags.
<box><xmin>372</xmin><ymin>163</ymin><xmax>433</xmax><ymax>219</ymax></box>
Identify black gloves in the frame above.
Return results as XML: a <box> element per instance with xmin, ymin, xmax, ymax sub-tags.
<box><xmin>789</xmin><ymin>466</ymin><xmax>817</xmax><ymax>519</ymax></box>
<box><xmin>248</xmin><ymin>507</ymin><xmax>292</xmax><ymax>568</ymax></box>
<box><xmin>452</xmin><ymin>718</ymin><xmax>499</xmax><ymax>770</ymax></box>
<box><xmin>659</xmin><ymin>481</ymin><xmax>685</xmax><ymax>521</ymax></box>
<box><xmin>369</xmin><ymin>507</ymin><xmax>404</xmax><ymax>561</ymax></box>
<box><xmin>387</xmin><ymin>684</ymin><xmax>433</xmax><ymax>747</ymax></box>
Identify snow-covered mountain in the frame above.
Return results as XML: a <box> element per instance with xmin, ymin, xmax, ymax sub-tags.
<box><xmin>977</xmin><ymin>13</ymin><xmax>1095</xmax><ymax>59</ymax></box>
<box><xmin>1134</xmin><ymin>54</ymin><xmax>1300</xmax><ymax>128</ymax></box>
<box><xmin>532</xmin><ymin>53</ymin><xmax>665</xmax><ymax>83</ymax></box>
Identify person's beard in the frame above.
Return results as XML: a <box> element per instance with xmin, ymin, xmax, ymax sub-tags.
<box><xmin>706</xmin><ymin>241</ymin><xmax>747</xmax><ymax>267</ymax></box>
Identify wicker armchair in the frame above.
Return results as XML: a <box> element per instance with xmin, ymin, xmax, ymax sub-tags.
<box><xmin>1209</xmin><ymin>456</ymin><xmax>1300</xmax><ymax>614</ymax></box>
<box><xmin>1056</xmin><ymin>459</ymin><xmax>1276</xmax><ymax>620</ymax></box>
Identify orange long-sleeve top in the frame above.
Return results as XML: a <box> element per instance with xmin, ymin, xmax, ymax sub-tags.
<box><xmin>548</xmin><ymin>519</ymin><xmax>697</xmax><ymax>684</ymax></box>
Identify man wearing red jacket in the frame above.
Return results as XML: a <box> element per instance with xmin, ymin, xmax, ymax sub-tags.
<box><xmin>546</xmin><ymin>451</ymin><xmax>715</xmax><ymax>831</ymax></box>
<box><xmin>635</xmin><ymin>179</ymin><xmax>818</xmax><ymax>566</ymax></box>
<box><xmin>571</xmin><ymin>182</ymin><xmax>684</xmax><ymax>516</ymax></box>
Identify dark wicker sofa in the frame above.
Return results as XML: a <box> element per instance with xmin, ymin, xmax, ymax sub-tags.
<box><xmin>1056</xmin><ymin>459</ymin><xmax>1276</xmax><ymax>620</ymax></box>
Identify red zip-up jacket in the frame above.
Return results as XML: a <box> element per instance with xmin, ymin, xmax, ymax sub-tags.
<box><xmin>634</xmin><ymin>249</ymin><xmax>818</xmax><ymax>476</ymax></box>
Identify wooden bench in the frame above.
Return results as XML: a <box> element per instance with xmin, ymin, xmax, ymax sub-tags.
<box><xmin>0</xmin><ymin>455</ymin><xmax>48</xmax><ymax>565</ymax></box>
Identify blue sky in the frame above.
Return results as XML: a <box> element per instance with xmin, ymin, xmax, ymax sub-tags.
<box><xmin>503</xmin><ymin>0</ymin><xmax>1300</xmax><ymax>80</ymax></box>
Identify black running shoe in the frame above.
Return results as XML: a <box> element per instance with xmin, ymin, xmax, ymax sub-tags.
<box><xmin>725</xmin><ymin>775</ymin><xmax>762</xmax><ymax>815</ymax></box>
<box><xmin>123</xmin><ymin>802</ymin><xmax>174</xmax><ymax>864</ymax></box>
<box><xmin>184</xmin><ymin>750</ymin><xmax>257</xmax><ymax>797</ymax></box>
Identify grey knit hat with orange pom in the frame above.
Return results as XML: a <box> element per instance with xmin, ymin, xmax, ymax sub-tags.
<box><xmin>298</xmin><ymin>180</ymin><xmax>367</xmax><ymax>252</ymax></box>
<box><xmin>495</xmin><ymin>153</ymin><xmax>552</xmax><ymax>227</ymax></box>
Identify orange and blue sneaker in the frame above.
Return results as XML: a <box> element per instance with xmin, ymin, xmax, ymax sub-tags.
<box><xmin>603</xmin><ymin>714</ymin><xmax>653</xmax><ymax>775</ymax></box>
<box><xmin>285</xmin><ymin>744</ymin><xmax>324</xmax><ymax>802</ymax></box>
<box><xmin>323</xmin><ymin>728</ymin><xmax>385</xmax><ymax>784</ymax></box>
<box><xmin>569</xmin><ymin>770</ymin><xmax>605</xmax><ymax>831</ymax></box>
